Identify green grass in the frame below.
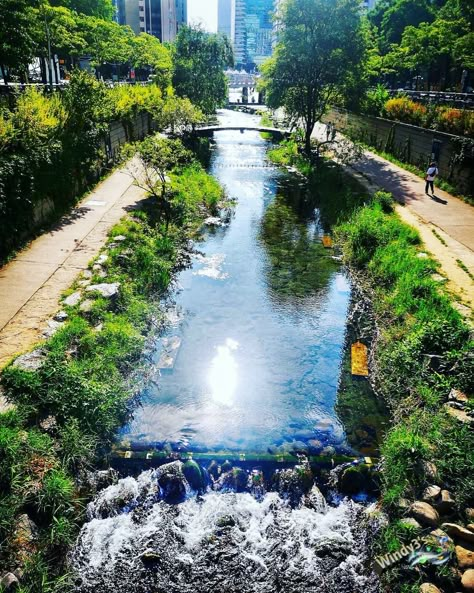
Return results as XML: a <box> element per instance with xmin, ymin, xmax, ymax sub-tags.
<box><xmin>457</xmin><ymin>258</ymin><xmax>474</xmax><ymax>281</ymax></box>
<box><xmin>431</xmin><ymin>228</ymin><xmax>447</xmax><ymax>246</ymax></box>
<box><xmin>335</xmin><ymin>192</ymin><xmax>474</xmax><ymax>593</ymax></box>
<box><xmin>0</xmin><ymin>155</ymin><xmax>226</xmax><ymax>590</ymax></box>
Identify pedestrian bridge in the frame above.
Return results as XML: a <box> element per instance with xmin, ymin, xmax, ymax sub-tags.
<box><xmin>193</xmin><ymin>125</ymin><xmax>291</xmax><ymax>139</ymax></box>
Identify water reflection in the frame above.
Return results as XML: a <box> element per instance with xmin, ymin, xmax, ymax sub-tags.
<box><xmin>122</xmin><ymin>110</ymin><xmax>355</xmax><ymax>454</ymax></box>
<box><xmin>208</xmin><ymin>338</ymin><xmax>239</xmax><ymax>405</ymax></box>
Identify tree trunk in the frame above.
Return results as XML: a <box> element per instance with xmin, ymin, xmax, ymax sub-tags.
<box><xmin>0</xmin><ymin>64</ymin><xmax>8</xmax><ymax>85</ymax></box>
<box><xmin>304</xmin><ymin>125</ymin><xmax>312</xmax><ymax>156</ymax></box>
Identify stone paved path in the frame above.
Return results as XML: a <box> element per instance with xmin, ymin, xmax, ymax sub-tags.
<box><xmin>313</xmin><ymin>123</ymin><xmax>474</xmax><ymax>313</ymax></box>
<box><xmin>0</xmin><ymin>164</ymin><xmax>146</xmax><ymax>371</ymax></box>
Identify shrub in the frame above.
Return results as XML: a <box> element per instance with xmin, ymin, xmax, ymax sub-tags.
<box><xmin>384</xmin><ymin>97</ymin><xmax>427</xmax><ymax>127</ymax></box>
<box><xmin>435</xmin><ymin>107</ymin><xmax>474</xmax><ymax>137</ymax></box>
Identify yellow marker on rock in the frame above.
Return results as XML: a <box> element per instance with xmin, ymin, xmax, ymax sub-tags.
<box><xmin>351</xmin><ymin>341</ymin><xmax>369</xmax><ymax>376</ymax></box>
<box><xmin>321</xmin><ymin>235</ymin><xmax>333</xmax><ymax>248</ymax></box>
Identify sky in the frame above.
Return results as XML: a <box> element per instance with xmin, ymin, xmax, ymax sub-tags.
<box><xmin>187</xmin><ymin>0</ymin><xmax>218</xmax><ymax>32</ymax></box>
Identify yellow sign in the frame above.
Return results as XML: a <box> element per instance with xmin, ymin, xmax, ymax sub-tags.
<box><xmin>351</xmin><ymin>341</ymin><xmax>369</xmax><ymax>377</ymax></box>
<box><xmin>321</xmin><ymin>235</ymin><xmax>333</xmax><ymax>248</ymax></box>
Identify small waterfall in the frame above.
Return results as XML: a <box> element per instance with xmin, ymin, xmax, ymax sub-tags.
<box><xmin>71</xmin><ymin>461</ymin><xmax>380</xmax><ymax>593</ymax></box>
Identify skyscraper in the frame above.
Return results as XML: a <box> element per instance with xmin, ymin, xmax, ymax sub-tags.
<box><xmin>118</xmin><ymin>0</ymin><xmax>186</xmax><ymax>41</ymax></box>
<box><xmin>218</xmin><ymin>0</ymin><xmax>233</xmax><ymax>40</ymax></box>
<box><xmin>233</xmin><ymin>0</ymin><xmax>275</xmax><ymax>70</ymax></box>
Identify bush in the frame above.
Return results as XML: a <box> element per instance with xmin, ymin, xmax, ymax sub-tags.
<box><xmin>384</xmin><ymin>97</ymin><xmax>427</xmax><ymax>126</ymax></box>
<box><xmin>435</xmin><ymin>106</ymin><xmax>474</xmax><ymax>137</ymax></box>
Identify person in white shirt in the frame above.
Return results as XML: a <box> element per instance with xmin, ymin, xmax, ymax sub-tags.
<box><xmin>425</xmin><ymin>162</ymin><xmax>439</xmax><ymax>196</ymax></box>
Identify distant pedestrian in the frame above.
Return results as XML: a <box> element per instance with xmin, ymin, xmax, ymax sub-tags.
<box><xmin>425</xmin><ymin>162</ymin><xmax>438</xmax><ymax>196</ymax></box>
<box><xmin>326</xmin><ymin>123</ymin><xmax>332</xmax><ymax>141</ymax></box>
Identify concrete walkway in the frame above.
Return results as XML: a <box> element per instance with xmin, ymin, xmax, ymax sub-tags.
<box><xmin>0</xmin><ymin>164</ymin><xmax>146</xmax><ymax>369</ymax></box>
<box><xmin>313</xmin><ymin>123</ymin><xmax>474</xmax><ymax>313</ymax></box>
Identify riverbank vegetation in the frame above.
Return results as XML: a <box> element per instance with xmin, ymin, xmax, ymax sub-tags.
<box><xmin>0</xmin><ymin>140</ymin><xmax>226</xmax><ymax>591</ymax></box>
<box><xmin>0</xmin><ymin>71</ymin><xmax>203</xmax><ymax>262</ymax></box>
<box><xmin>268</xmin><ymin>134</ymin><xmax>473</xmax><ymax>590</ymax></box>
<box><xmin>261</xmin><ymin>0</ymin><xmax>366</xmax><ymax>154</ymax></box>
<box><xmin>337</xmin><ymin>193</ymin><xmax>473</xmax><ymax>592</ymax></box>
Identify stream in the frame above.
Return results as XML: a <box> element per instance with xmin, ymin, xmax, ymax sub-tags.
<box><xmin>70</xmin><ymin>110</ymin><xmax>383</xmax><ymax>592</ymax></box>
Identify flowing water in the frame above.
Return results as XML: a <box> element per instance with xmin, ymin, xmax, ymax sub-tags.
<box><xmin>71</xmin><ymin>110</ymin><xmax>383</xmax><ymax>592</ymax></box>
<box><xmin>122</xmin><ymin>109</ymin><xmax>353</xmax><ymax>456</ymax></box>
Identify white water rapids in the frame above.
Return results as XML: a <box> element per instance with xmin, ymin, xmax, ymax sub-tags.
<box><xmin>71</xmin><ymin>467</ymin><xmax>380</xmax><ymax>593</ymax></box>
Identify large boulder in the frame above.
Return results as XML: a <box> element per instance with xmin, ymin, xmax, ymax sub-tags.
<box><xmin>183</xmin><ymin>460</ymin><xmax>206</xmax><ymax>492</ymax></box>
<box><xmin>156</xmin><ymin>461</ymin><xmax>187</xmax><ymax>504</ymax></box>
<box><xmin>410</xmin><ymin>502</ymin><xmax>440</xmax><ymax>527</ymax></box>
<box><xmin>272</xmin><ymin>465</ymin><xmax>314</xmax><ymax>507</ymax></box>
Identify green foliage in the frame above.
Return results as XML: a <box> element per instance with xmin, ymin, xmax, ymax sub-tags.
<box><xmin>172</xmin><ymin>26</ymin><xmax>234</xmax><ymax>114</ymax></box>
<box><xmin>0</xmin><ymin>0</ymin><xmax>37</xmax><ymax>81</ymax></box>
<box><xmin>0</xmin><ymin>155</ymin><xmax>224</xmax><ymax>587</ymax></box>
<box><xmin>336</xmin><ymin>195</ymin><xmax>474</xmax><ymax>518</ymax></box>
<box><xmin>261</xmin><ymin>0</ymin><xmax>367</xmax><ymax>153</ymax></box>
<box><xmin>366</xmin><ymin>0</ymin><xmax>473</xmax><ymax>91</ymax></box>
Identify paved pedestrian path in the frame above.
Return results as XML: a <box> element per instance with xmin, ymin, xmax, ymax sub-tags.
<box><xmin>313</xmin><ymin>123</ymin><xmax>474</xmax><ymax>313</ymax></box>
<box><xmin>0</xmin><ymin>163</ymin><xmax>146</xmax><ymax>369</ymax></box>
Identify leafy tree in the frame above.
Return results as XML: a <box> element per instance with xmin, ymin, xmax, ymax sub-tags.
<box><xmin>78</xmin><ymin>16</ymin><xmax>134</xmax><ymax>77</ymax></box>
<box><xmin>0</xmin><ymin>0</ymin><xmax>37</xmax><ymax>83</ymax></box>
<box><xmin>378</xmin><ymin>0</ymin><xmax>434</xmax><ymax>48</ymax></box>
<box><xmin>172</xmin><ymin>26</ymin><xmax>234</xmax><ymax>115</ymax></box>
<box><xmin>131</xmin><ymin>136</ymin><xmax>192</xmax><ymax>229</ymax></box>
<box><xmin>130</xmin><ymin>33</ymin><xmax>172</xmax><ymax>88</ymax></box>
<box><xmin>261</xmin><ymin>0</ymin><xmax>366</xmax><ymax>154</ymax></box>
<box><xmin>49</xmin><ymin>0</ymin><xmax>114</xmax><ymax>20</ymax></box>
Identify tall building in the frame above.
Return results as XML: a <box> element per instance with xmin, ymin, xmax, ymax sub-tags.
<box><xmin>218</xmin><ymin>0</ymin><xmax>233</xmax><ymax>39</ymax></box>
<box><xmin>117</xmin><ymin>0</ymin><xmax>141</xmax><ymax>33</ymax></box>
<box><xmin>118</xmin><ymin>0</ymin><xmax>186</xmax><ymax>41</ymax></box>
<box><xmin>233</xmin><ymin>0</ymin><xmax>275</xmax><ymax>70</ymax></box>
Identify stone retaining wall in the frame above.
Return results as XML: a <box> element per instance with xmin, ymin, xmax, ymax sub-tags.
<box><xmin>321</xmin><ymin>107</ymin><xmax>473</xmax><ymax>195</ymax></box>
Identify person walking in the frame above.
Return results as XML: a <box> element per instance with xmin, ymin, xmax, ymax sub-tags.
<box><xmin>425</xmin><ymin>162</ymin><xmax>439</xmax><ymax>196</ymax></box>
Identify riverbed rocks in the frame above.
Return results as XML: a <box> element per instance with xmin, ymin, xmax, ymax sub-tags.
<box><xmin>0</xmin><ymin>573</ymin><xmax>19</xmax><ymax>591</ymax></box>
<box><xmin>272</xmin><ymin>464</ymin><xmax>314</xmax><ymax>506</ymax></box>
<box><xmin>419</xmin><ymin>584</ymin><xmax>442</xmax><ymax>593</ymax></box>
<box><xmin>12</xmin><ymin>348</ymin><xmax>46</xmax><ymax>371</ymax></box>
<box><xmin>86</xmin><ymin>282</ymin><xmax>120</xmax><ymax>300</ymax></box>
<box><xmin>215</xmin><ymin>467</ymin><xmax>248</xmax><ymax>493</ymax></box>
<box><xmin>337</xmin><ymin>462</ymin><xmax>378</xmax><ymax>496</ymax></box>
<box><xmin>155</xmin><ymin>461</ymin><xmax>187</xmax><ymax>503</ymax></box>
<box><xmin>455</xmin><ymin>544</ymin><xmax>474</xmax><ymax>569</ymax></box>
<box><xmin>409</xmin><ymin>501</ymin><xmax>440</xmax><ymax>527</ymax></box>
<box><xmin>183</xmin><ymin>460</ymin><xmax>207</xmax><ymax>492</ymax></box>
<box><xmin>422</xmin><ymin>485</ymin><xmax>441</xmax><ymax>502</ymax></box>
<box><xmin>462</xmin><ymin>569</ymin><xmax>474</xmax><ymax>591</ymax></box>
<box><xmin>442</xmin><ymin>523</ymin><xmax>474</xmax><ymax>543</ymax></box>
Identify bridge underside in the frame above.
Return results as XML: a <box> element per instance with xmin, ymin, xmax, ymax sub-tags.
<box><xmin>194</xmin><ymin>127</ymin><xmax>290</xmax><ymax>140</ymax></box>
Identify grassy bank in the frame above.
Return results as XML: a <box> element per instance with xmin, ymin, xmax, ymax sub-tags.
<box><xmin>337</xmin><ymin>194</ymin><xmax>473</xmax><ymax>592</ymax></box>
<box><xmin>267</xmin><ymin>140</ymin><xmax>474</xmax><ymax>592</ymax></box>
<box><xmin>0</xmin><ymin>152</ymin><xmax>225</xmax><ymax>591</ymax></box>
